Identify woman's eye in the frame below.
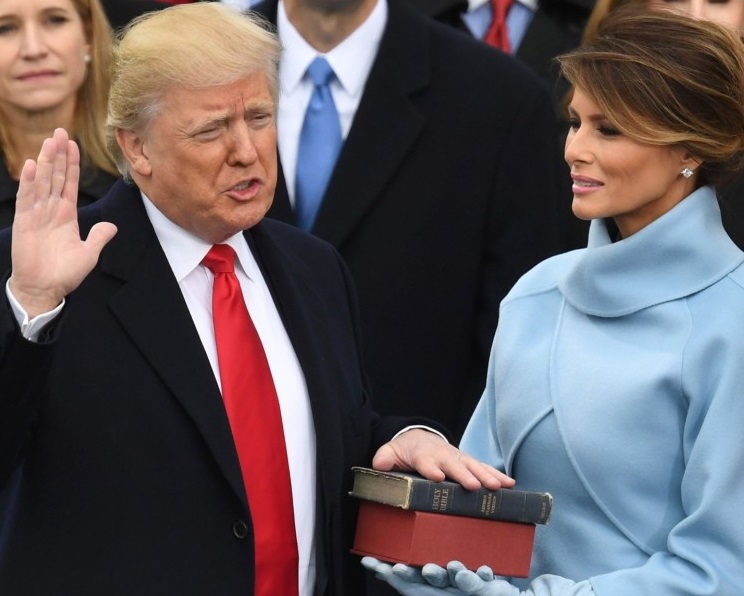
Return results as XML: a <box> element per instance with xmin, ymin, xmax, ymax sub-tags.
<box><xmin>46</xmin><ymin>14</ymin><xmax>70</xmax><ymax>26</ymax></box>
<box><xmin>598</xmin><ymin>125</ymin><xmax>621</xmax><ymax>137</ymax></box>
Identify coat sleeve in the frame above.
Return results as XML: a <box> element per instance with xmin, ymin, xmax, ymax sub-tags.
<box><xmin>459</xmin><ymin>338</ymin><xmax>506</xmax><ymax>471</ymax></box>
<box><xmin>0</xmin><ymin>278</ymin><xmax>58</xmax><ymax>490</ymax></box>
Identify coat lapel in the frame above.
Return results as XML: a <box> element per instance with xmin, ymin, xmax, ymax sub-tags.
<box><xmin>93</xmin><ymin>182</ymin><xmax>247</xmax><ymax>506</ymax></box>
<box><xmin>246</xmin><ymin>223</ymin><xmax>346</xmax><ymax>481</ymax></box>
<box><xmin>246</xmin><ymin>222</ymin><xmax>348</xmax><ymax>596</ymax></box>
<box><xmin>313</xmin><ymin>1</ymin><xmax>430</xmax><ymax>246</ymax></box>
<box><xmin>261</xmin><ymin>0</ymin><xmax>431</xmax><ymax>248</ymax></box>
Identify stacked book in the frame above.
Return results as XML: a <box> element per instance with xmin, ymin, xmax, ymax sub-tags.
<box><xmin>349</xmin><ymin>466</ymin><xmax>552</xmax><ymax>577</ymax></box>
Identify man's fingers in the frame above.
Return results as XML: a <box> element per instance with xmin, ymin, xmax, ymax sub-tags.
<box><xmin>85</xmin><ymin>223</ymin><xmax>118</xmax><ymax>257</ymax></box>
<box><xmin>61</xmin><ymin>139</ymin><xmax>81</xmax><ymax>203</ymax></box>
<box><xmin>15</xmin><ymin>160</ymin><xmax>38</xmax><ymax>212</ymax></box>
<box><xmin>33</xmin><ymin>137</ymin><xmax>57</xmax><ymax>203</ymax></box>
<box><xmin>50</xmin><ymin>138</ymin><xmax>68</xmax><ymax>198</ymax></box>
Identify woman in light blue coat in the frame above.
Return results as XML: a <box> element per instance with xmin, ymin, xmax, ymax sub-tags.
<box><xmin>365</xmin><ymin>8</ymin><xmax>744</xmax><ymax>596</ymax></box>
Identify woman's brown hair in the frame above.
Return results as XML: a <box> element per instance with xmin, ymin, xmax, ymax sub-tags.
<box><xmin>559</xmin><ymin>8</ymin><xmax>744</xmax><ymax>188</ymax></box>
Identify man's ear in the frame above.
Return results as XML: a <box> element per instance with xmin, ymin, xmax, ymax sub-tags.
<box><xmin>116</xmin><ymin>128</ymin><xmax>152</xmax><ymax>177</ymax></box>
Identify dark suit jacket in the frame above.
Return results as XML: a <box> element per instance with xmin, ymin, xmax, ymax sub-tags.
<box><xmin>0</xmin><ymin>180</ymin><xmax>419</xmax><ymax>595</ymax></box>
<box><xmin>515</xmin><ymin>0</ymin><xmax>594</xmax><ymax>249</ymax></box>
<box><xmin>403</xmin><ymin>0</ymin><xmax>594</xmax><ymax>250</ymax></box>
<box><xmin>255</xmin><ymin>0</ymin><xmax>569</xmax><ymax>440</ymax></box>
<box><xmin>518</xmin><ymin>0</ymin><xmax>592</xmax><ymax>128</ymax></box>
<box><xmin>402</xmin><ymin>0</ymin><xmax>468</xmax><ymax>25</ymax></box>
<box><xmin>719</xmin><ymin>175</ymin><xmax>744</xmax><ymax>251</ymax></box>
<box><xmin>405</xmin><ymin>0</ymin><xmax>593</xmax><ymax>120</ymax></box>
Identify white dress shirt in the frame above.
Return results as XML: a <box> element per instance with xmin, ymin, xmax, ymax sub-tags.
<box><xmin>276</xmin><ymin>0</ymin><xmax>387</xmax><ymax>205</ymax></box>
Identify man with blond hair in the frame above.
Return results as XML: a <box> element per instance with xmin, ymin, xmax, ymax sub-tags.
<box><xmin>0</xmin><ymin>4</ymin><xmax>510</xmax><ymax>595</ymax></box>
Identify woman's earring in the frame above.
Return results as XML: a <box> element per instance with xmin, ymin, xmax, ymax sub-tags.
<box><xmin>681</xmin><ymin>167</ymin><xmax>694</xmax><ymax>179</ymax></box>
<box><xmin>84</xmin><ymin>54</ymin><xmax>92</xmax><ymax>64</ymax></box>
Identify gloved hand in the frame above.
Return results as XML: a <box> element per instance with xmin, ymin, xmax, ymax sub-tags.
<box><xmin>454</xmin><ymin>570</ymin><xmax>594</xmax><ymax>596</ymax></box>
<box><xmin>361</xmin><ymin>557</ymin><xmax>465</xmax><ymax>595</ymax></box>
<box><xmin>452</xmin><ymin>566</ymin><xmax>521</xmax><ymax>595</ymax></box>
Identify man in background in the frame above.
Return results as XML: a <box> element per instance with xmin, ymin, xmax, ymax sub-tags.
<box><xmin>254</xmin><ymin>0</ymin><xmax>570</xmax><ymax>456</ymax></box>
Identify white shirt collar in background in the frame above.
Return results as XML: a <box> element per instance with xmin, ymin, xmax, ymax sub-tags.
<box><xmin>277</xmin><ymin>0</ymin><xmax>386</xmax><ymax>103</ymax></box>
<box><xmin>468</xmin><ymin>0</ymin><xmax>538</xmax><ymax>12</ymax></box>
<box><xmin>276</xmin><ymin>0</ymin><xmax>387</xmax><ymax>204</ymax></box>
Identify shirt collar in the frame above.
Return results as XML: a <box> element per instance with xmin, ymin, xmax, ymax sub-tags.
<box><xmin>559</xmin><ymin>186</ymin><xmax>744</xmax><ymax>317</ymax></box>
<box><xmin>469</xmin><ymin>0</ymin><xmax>538</xmax><ymax>13</ymax></box>
<box><xmin>277</xmin><ymin>0</ymin><xmax>387</xmax><ymax>99</ymax></box>
<box><xmin>141</xmin><ymin>192</ymin><xmax>254</xmax><ymax>282</ymax></box>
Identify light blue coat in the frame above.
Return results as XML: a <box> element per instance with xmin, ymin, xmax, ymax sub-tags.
<box><xmin>461</xmin><ymin>186</ymin><xmax>744</xmax><ymax>595</ymax></box>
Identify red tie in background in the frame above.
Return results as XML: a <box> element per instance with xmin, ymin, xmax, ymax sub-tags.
<box><xmin>485</xmin><ymin>0</ymin><xmax>514</xmax><ymax>53</ymax></box>
<box><xmin>202</xmin><ymin>245</ymin><xmax>299</xmax><ymax>596</ymax></box>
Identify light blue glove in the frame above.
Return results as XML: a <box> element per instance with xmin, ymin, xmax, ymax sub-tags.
<box><xmin>453</xmin><ymin>566</ymin><xmax>521</xmax><ymax>595</ymax></box>
<box><xmin>361</xmin><ymin>557</ymin><xmax>465</xmax><ymax>595</ymax></box>
<box><xmin>453</xmin><ymin>568</ymin><xmax>595</xmax><ymax>596</ymax></box>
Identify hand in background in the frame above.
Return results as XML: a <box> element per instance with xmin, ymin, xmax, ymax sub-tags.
<box><xmin>372</xmin><ymin>428</ymin><xmax>514</xmax><ymax>491</ymax></box>
<box><xmin>9</xmin><ymin>128</ymin><xmax>117</xmax><ymax>318</ymax></box>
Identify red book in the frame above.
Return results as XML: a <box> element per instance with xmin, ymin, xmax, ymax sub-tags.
<box><xmin>352</xmin><ymin>500</ymin><xmax>535</xmax><ymax>577</ymax></box>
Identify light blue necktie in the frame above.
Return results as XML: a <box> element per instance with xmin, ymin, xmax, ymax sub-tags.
<box><xmin>295</xmin><ymin>57</ymin><xmax>343</xmax><ymax>231</ymax></box>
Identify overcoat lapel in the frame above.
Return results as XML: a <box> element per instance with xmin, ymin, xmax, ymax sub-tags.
<box><xmin>246</xmin><ymin>223</ymin><xmax>346</xmax><ymax>497</ymax></box>
<box><xmin>515</xmin><ymin>0</ymin><xmax>589</xmax><ymax>83</ymax></box>
<box><xmin>94</xmin><ymin>182</ymin><xmax>247</xmax><ymax>507</ymax></box>
<box><xmin>261</xmin><ymin>0</ymin><xmax>430</xmax><ymax>248</ymax></box>
<box><xmin>246</xmin><ymin>222</ymin><xmax>350</xmax><ymax>596</ymax></box>
<box><xmin>312</xmin><ymin>2</ymin><xmax>429</xmax><ymax>246</ymax></box>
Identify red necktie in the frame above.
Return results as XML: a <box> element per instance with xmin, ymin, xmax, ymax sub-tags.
<box><xmin>484</xmin><ymin>0</ymin><xmax>514</xmax><ymax>53</ymax></box>
<box><xmin>202</xmin><ymin>244</ymin><xmax>299</xmax><ymax>596</ymax></box>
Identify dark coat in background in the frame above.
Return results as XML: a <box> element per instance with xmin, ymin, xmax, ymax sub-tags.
<box><xmin>404</xmin><ymin>0</ymin><xmax>595</xmax><ymax>250</ymax></box>
<box><xmin>255</xmin><ymin>0</ymin><xmax>570</xmax><ymax>440</ymax></box>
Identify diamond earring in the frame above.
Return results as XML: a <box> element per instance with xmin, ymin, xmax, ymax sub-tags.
<box><xmin>681</xmin><ymin>167</ymin><xmax>694</xmax><ymax>179</ymax></box>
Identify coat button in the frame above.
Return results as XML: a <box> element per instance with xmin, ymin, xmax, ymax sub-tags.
<box><xmin>232</xmin><ymin>520</ymin><xmax>248</xmax><ymax>540</ymax></box>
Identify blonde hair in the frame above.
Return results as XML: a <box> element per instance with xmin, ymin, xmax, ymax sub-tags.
<box><xmin>0</xmin><ymin>0</ymin><xmax>117</xmax><ymax>177</ymax></box>
<box><xmin>107</xmin><ymin>3</ymin><xmax>282</xmax><ymax>179</ymax></box>
<box><xmin>559</xmin><ymin>8</ymin><xmax>744</xmax><ymax>188</ymax></box>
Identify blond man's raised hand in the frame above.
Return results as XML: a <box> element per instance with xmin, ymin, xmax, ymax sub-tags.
<box><xmin>8</xmin><ymin>128</ymin><xmax>117</xmax><ymax>318</ymax></box>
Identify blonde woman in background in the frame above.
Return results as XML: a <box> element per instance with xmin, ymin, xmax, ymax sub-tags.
<box><xmin>0</xmin><ymin>0</ymin><xmax>118</xmax><ymax>229</ymax></box>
